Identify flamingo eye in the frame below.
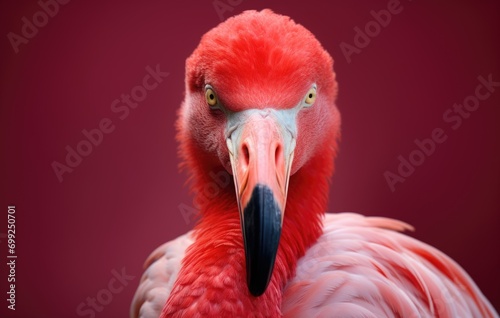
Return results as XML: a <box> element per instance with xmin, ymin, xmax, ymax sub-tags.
<box><xmin>304</xmin><ymin>87</ymin><xmax>317</xmax><ymax>105</ymax></box>
<box><xmin>205</xmin><ymin>87</ymin><xmax>218</xmax><ymax>107</ymax></box>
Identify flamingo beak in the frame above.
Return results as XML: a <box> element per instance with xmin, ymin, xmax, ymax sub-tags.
<box><xmin>226</xmin><ymin>109</ymin><xmax>295</xmax><ymax>296</ymax></box>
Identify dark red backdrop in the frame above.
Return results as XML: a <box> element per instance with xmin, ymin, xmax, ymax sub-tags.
<box><xmin>1</xmin><ymin>1</ymin><xmax>499</xmax><ymax>317</ymax></box>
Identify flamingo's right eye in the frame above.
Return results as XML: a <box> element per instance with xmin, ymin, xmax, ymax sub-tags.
<box><xmin>205</xmin><ymin>87</ymin><xmax>218</xmax><ymax>107</ymax></box>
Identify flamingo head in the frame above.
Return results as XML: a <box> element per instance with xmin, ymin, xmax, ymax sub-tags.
<box><xmin>178</xmin><ymin>9</ymin><xmax>340</xmax><ymax>296</ymax></box>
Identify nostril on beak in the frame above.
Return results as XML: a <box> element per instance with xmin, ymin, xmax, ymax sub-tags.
<box><xmin>275</xmin><ymin>143</ymin><xmax>283</xmax><ymax>168</ymax></box>
<box><xmin>241</xmin><ymin>142</ymin><xmax>250</xmax><ymax>169</ymax></box>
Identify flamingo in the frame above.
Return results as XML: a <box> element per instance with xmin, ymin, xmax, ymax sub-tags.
<box><xmin>131</xmin><ymin>9</ymin><xmax>498</xmax><ymax>318</ymax></box>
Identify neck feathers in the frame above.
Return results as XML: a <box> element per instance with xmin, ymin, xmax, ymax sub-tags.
<box><xmin>163</xmin><ymin>149</ymin><xmax>333</xmax><ymax>317</ymax></box>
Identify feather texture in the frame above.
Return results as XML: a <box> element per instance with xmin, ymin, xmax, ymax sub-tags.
<box><xmin>131</xmin><ymin>213</ymin><xmax>497</xmax><ymax>317</ymax></box>
<box><xmin>131</xmin><ymin>232</ymin><xmax>194</xmax><ymax>318</ymax></box>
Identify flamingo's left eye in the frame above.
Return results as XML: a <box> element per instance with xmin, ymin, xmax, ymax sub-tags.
<box><xmin>304</xmin><ymin>87</ymin><xmax>317</xmax><ymax>105</ymax></box>
<box><xmin>205</xmin><ymin>87</ymin><xmax>218</xmax><ymax>107</ymax></box>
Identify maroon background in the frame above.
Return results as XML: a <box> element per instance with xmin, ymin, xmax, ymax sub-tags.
<box><xmin>1</xmin><ymin>0</ymin><xmax>499</xmax><ymax>317</ymax></box>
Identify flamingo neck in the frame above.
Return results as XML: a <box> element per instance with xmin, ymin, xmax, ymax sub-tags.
<box><xmin>163</xmin><ymin>152</ymin><xmax>332</xmax><ymax>317</ymax></box>
<box><xmin>162</xmin><ymin>209</ymin><xmax>282</xmax><ymax>317</ymax></box>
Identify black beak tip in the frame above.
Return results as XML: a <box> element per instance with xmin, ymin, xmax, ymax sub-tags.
<box><xmin>242</xmin><ymin>184</ymin><xmax>282</xmax><ymax>297</ymax></box>
<box><xmin>248</xmin><ymin>278</ymin><xmax>268</xmax><ymax>297</ymax></box>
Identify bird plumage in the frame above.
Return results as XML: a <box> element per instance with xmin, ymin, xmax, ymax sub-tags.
<box><xmin>282</xmin><ymin>213</ymin><xmax>496</xmax><ymax>317</ymax></box>
<box><xmin>132</xmin><ymin>233</ymin><xmax>194</xmax><ymax>318</ymax></box>
<box><xmin>131</xmin><ymin>9</ymin><xmax>498</xmax><ymax>318</ymax></box>
<box><xmin>132</xmin><ymin>213</ymin><xmax>497</xmax><ymax>317</ymax></box>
